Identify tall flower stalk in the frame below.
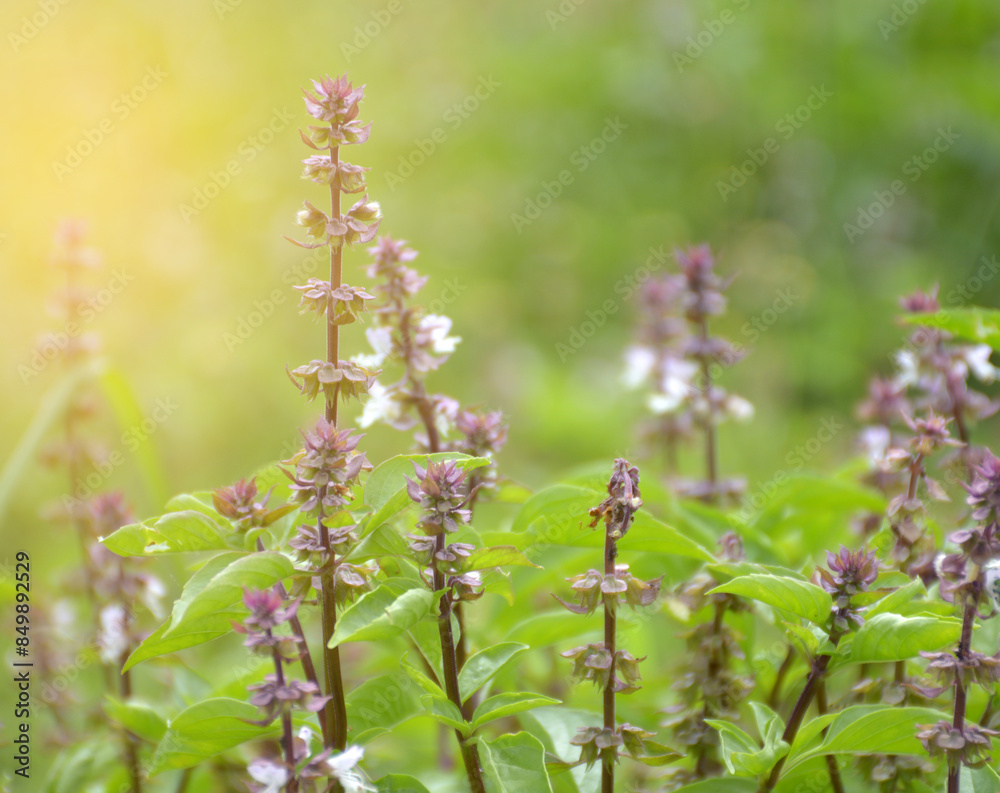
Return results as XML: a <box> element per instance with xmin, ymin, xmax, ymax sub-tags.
<box><xmin>287</xmin><ymin>73</ymin><xmax>381</xmax><ymax>753</ymax></box>
<box><xmin>405</xmin><ymin>460</ymin><xmax>489</xmax><ymax>791</ymax></box>
<box><xmin>556</xmin><ymin>460</ymin><xmax>671</xmax><ymax>792</ymax></box>
<box><xmin>623</xmin><ymin>245</ymin><xmax>751</xmax><ymax>501</ymax></box>
<box><xmin>916</xmin><ymin>451</ymin><xmax>1000</xmax><ymax>793</ymax></box>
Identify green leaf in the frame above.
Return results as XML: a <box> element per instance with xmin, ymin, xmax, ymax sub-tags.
<box><xmin>400</xmin><ymin>653</ymin><xmax>445</xmax><ymax>699</ymax></box>
<box><xmin>346</xmin><ymin>673</ymin><xmax>423</xmax><ymax>744</ymax></box>
<box><xmin>459</xmin><ymin>642</ymin><xmax>529</xmax><ymax>702</ymax></box>
<box><xmin>373</xmin><ymin>775</ymin><xmax>433</xmax><ymax>793</ymax></box>
<box><xmin>103</xmin><ymin>698</ymin><xmax>168</xmax><ymax>743</ymax></box>
<box><xmin>513</xmin><ymin>484</ymin><xmax>714</xmax><ymax>562</ymax></box>
<box><xmin>847</xmin><ymin>613</ymin><xmax>962</xmax><ymax>665</ymax></box>
<box><xmin>102</xmin><ymin>510</ymin><xmax>233</xmax><ymax>557</ymax></box>
<box><xmin>329</xmin><ymin>585</ymin><xmax>436</xmax><ymax>648</ymax></box>
<box><xmin>784</xmin><ymin>705</ymin><xmax>949</xmax><ymax>770</ymax></box>
<box><xmin>471</xmin><ymin>692</ymin><xmax>561</xmax><ymax>732</ymax></box>
<box><xmin>480</xmin><ymin>731</ymin><xmax>554</xmax><ymax>793</ymax></box>
<box><xmin>167</xmin><ymin>552</ymin><xmax>293</xmax><ymax>634</ymax></box>
<box><xmin>148</xmin><ymin>698</ymin><xmax>277</xmax><ymax>774</ymax></box>
<box><xmin>124</xmin><ymin>607</ymin><xmax>242</xmax><ymax>671</ymax></box>
<box><xmin>866</xmin><ymin>578</ymin><xmax>927</xmax><ymax>618</ymax></box>
<box><xmin>962</xmin><ymin>763</ymin><xmax>1000</xmax><ymax>792</ymax></box>
<box><xmin>669</xmin><ymin>780</ymin><xmax>756</xmax><ymax>793</ymax></box>
<box><xmin>704</xmin><ymin>720</ymin><xmax>759</xmax><ymax>775</ymax></box>
<box><xmin>710</xmin><ymin>574</ymin><xmax>832</xmax><ymax>626</ymax></box>
<box><xmin>902</xmin><ymin>308</ymin><xmax>1000</xmax><ymax>349</ymax></box>
<box><xmin>346</xmin><ymin>520</ymin><xmax>410</xmax><ymax>563</ymax></box>
<box><xmin>422</xmin><ymin>694</ymin><xmax>469</xmax><ymax>735</ymax></box>
<box><xmin>463</xmin><ymin>546</ymin><xmax>540</xmax><ymax>572</ymax></box>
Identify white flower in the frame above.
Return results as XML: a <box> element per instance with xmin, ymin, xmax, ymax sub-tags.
<box><xmin>858</xmin><ymin>425</ymin><xmax>891</xmax><ymax>465</ymax></box>
<box><xmin>893</xmin><ymin>349</ymin><xmax>920</xmax><ymax>387</ymax></box>
<box><xmin>622</xmin><ymin>346</ymin><xmax>655</xmax><ymax>389</ymax></box>
<box><xmin>724</xmin><ymin>395</ymin><xmax>754</xmax><ymax>422</ymax></box>
<box><xmin>97</xmin><ymin>604</ymin><xmax>129</xmax><ymax>665</ymax></box>
<box><xmin>646</xmin><ymin>358</ymin><xmax>698</xmax><ymax>414</ymax></box>
<box><xmin>962</xmin><ymin>344</ymin><xmax>999</xmax><ymax>383</ymax></box>
<box><xmin>354</xmin><ymin>326</ymin><xmax>394</xmax><ymax>369</ymax></box>
<box><xmin>358</xmin><ymin>381</ymin><xmax>405</xmax><ymax>428</ymax></box>
<box><xmin>322</xmin><ymin>745</ymin><xmax>374</xmax><ymax>792</ymax></box>
<box><xmin>140</xmin><ymin>575</ymin><xmax>167</xmax><ymax>619</ymax></box>
<box><xmin>418</xmin><ymin>314</ymin><xmax>461</xmax><ymax>355</ymax></box>
<box><xmin>247</xmin><ymin>758</ymin><xmax>289</xmax><ymax>793</ymax></box>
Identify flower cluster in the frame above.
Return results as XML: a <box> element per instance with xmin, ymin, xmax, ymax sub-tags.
<box><xmin>916</xmin><ymin>721</ymin><xmax>1000</xmax><ymax>772</ymax></box>
<box><xmin>663</xmin><ymin>533</ymin><xmax>753</xmax><ymax>782</ymax></box>
<box><xmin>874</xmin><ymin>411</ymin><xmax>960</xmax><ymax>573</ymax></box>
<box><xmin>623</xmin><ymin>245</ymin><xmax>751</xmax><ymax>500</ymax></box>
<box><xmin>933</xmin><ymin>450</ymin><xmax>1000</xmax><ymax>604</ymax></box>
<box><xmin>817</xmin><ymin>546</ymin><xmax>879</xmax><ymax>632</ymax></box>
<box><xmin>287</xmin><ymin>73</ymin><xmax>381</xmax><ymax>413</ymax></box>
<box><xmin>557</xmin><ymin>460</ymin><xmax>672</xmax><ymax>777</ymax></box>
<box><xmin>355</xmin><ymin>237</ymin><xmax>464</xmax><ymax>443</ymax></box>
<box><xmin>239</xmin><ymin>589</ymin><xmax>329</xmax><ymax>722</ymax></box>
<box><xmin>405</xmin><ymin>460</ymin><xmax>490</xmax><ymax>601</ymax></box>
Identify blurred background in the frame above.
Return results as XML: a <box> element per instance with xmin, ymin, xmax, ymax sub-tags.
<box><xmin>3</xmin><ymin>0</ymin><xmax>1000</xmax><ymax>787</ymax></box>
<box><xmin>3</xmin><ymin>0</ymin><xmax>1000</xmax><ymax>520</ymax></box>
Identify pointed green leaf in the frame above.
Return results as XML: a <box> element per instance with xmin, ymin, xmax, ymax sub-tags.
<box><xmin>463</xmin><ymin>546</ymin><xmax>540</xmax><ymax>572</ymax></box>
<box><xmin>346</xmin><ymin>673</ymin><xmax>423</xmax><ymax>744</ymax></box>
<box><xmin>710</xmin><ymin>574</ymin><xmax>832</xmax><ymax>626</ymax></box>
<box><xmin>866</xmin><ymin>578</ymin><xmax>927</xmax><ymax>618</ymax></box>
<box><xmin>400</xmin><ymin>653</ymin><xmax>445</xmax><ymax>699</ymax></box>
<box><xmin>471</xmin><ymin>692</ymin><xmax>561</xmax><ymax>732</ymax></box>
<box><xmin>148</xmin><ymin>698</ymin><xmax>277</xmax><ymax>774</ymax></box>
<box><xmin>785</xmin><ymin>705</ymin><xmax>949</xmax><ymax>770</ymax></box>
<box><xmin>104</xmin><ymin>698</ymin><xmax>168</xmax><ymax>743</ymax></box>
<box><xmin>422</xmin><ymin>695</ymin><xmax>469</xmax><ymax>735</ymax></box>
<box><xmin>167</xmin><ymin>552</ymin><xmax>292</xmax><ymax>634</ymax></box>
<box><xmin>123</xmin><ymin>607</ymin><xmax>242</xmax><ymax>671</ymax></box>
<box><xmin>847</xmin><ymin>613</ymin><xmax>962</xmax><ymax>665</ymax></box>
<box><xmin>480</xmin><ymin>731</ymin><xmax>554</xmax><ymax>793</ymax></box>
<box><xmin>459</xmin><ymin>643</ymin><xmax>529</xmax><ymax>702</ymax></box>
<box><xmin>373</xmin><ymin>775</ymin><xmax>433</xmax><ymax>793</ymax></box>
<box><xmin>329</xmin><ymin>585</ymin><xmax>436</xmax><ymax>648</ymax></box>
<box><xmin>962</xmin><ymin>763</ymin><xmax>1000</xmax><ymax>792</ymax></box>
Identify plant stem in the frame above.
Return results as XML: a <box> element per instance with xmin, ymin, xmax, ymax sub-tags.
<box><xmin>267</xmin><ymin>632</ymin><xmax>298</xmax><ymax>793</ymax></box>
<box><xmin>695</xmin><ymin>601</ymin><xmax>727</xmax><ymax>776</ymax></box>
<box><xmin>433</xmin><ymin>537</ymin><xmax>486</xmax><ymax>793</ymax></box>
<box><xmin>256</xmin><ymin>539</ymin><xmax>329</xmax><ymax>744</ymax></box>
<box><xmin>815</xmin><ymin>681</ymin><xmax>845</xmax><ymax>793</ymax></box>
<box><xmin>697</xmin><ymin>316</ymin><xmax>718</xmax><ymax>500</ymax></box>
<box><xmin>948</xmin><ymin>589</ymin><xmax>978</xmax><ymax>793</ymax></box>
<box><xmin>760</xmin><ymin>629</ymin><xmax>842</xmax><ymax>793</ymax></box>
<box><xmin>768</xmin><ymin>647</ymin><xmax>795</xmax><ymax>709</ymax></box>
<box><xmin>316</xmin><ymin>137</ymin><xmax>349</xmax><ymax>755</ymax></box>
<box><xmin>602</xmin><ymin>528</ymin><xmax>617</xmax><ymax>793</ymax></box>
<box><xmin>327</xmin><ymin>143</ymin><xmax>343</xmax><ymax>427</ymax></box>
<box><xmin>317</xmin><ymin>510</ymin><xmax>348</xmax><ymax>752</ymax></box>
